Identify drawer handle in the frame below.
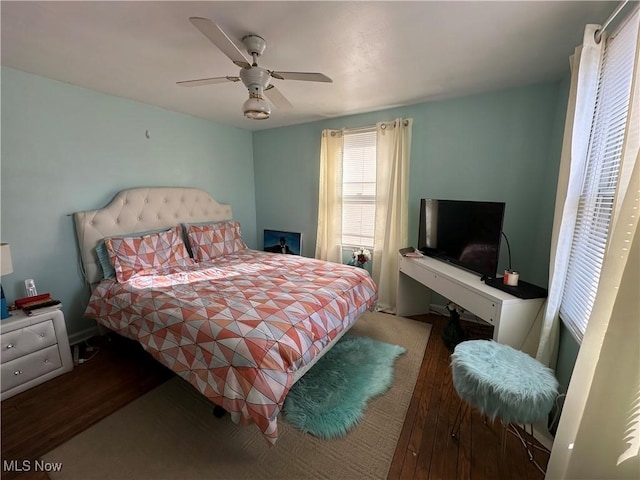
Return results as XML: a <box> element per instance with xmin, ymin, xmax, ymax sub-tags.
<box><xmin>6</xmin><ymin>343</ymin><xmax>15</xmax><ymax>349</ymax></box>
<box><xmin>14</xmin><ymin>370</ymin><xmax>23</xmax><ymax>376</ymax></box>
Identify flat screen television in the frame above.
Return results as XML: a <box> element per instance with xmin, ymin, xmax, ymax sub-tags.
<box><xmin>418</xmin><ymin>199</ymin><xmax>506</xmax><ymax>278</ymax></box>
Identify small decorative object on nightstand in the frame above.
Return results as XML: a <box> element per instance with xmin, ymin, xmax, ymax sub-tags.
<box><xmin>0</xmin><ymin>308</ymin><xmax>73</xmax><ymax>400</ymax></box>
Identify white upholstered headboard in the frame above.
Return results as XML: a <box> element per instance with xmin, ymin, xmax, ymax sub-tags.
<box><xmin>74</xmin><ymin>187</ymin><xmax>233</xmax><ymax>284</ymax></box>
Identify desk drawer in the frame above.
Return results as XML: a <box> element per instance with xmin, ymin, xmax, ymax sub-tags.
<box><xmin>401</xmin><ymin>259</ymin><xmax>499</xmax><ymax>323</ymax></box>
<box><xmin>431</xmin><ymin>275</ymin><xmax>499</xmax><ymax>323</ymax></box>
<box><xmin>1</xmin><ymin>344</ymin><xmax>62</xmax><ymax>392</ymax></box>
<box><xmin>0</xmin><ymin>320</ymin><xmax>57</xmax><ymax>363</ymax></box>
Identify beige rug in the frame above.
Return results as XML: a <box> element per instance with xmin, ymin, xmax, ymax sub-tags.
<box><xmin>43</xmin><ymin>312</ymin><xmax>431</xmax><ymax>480</ymax></box>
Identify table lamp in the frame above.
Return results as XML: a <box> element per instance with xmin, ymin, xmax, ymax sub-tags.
<box><xmin>1</xmin><ymin>243</ymin><xmax>14</xmax><ymax>319</ymax></box>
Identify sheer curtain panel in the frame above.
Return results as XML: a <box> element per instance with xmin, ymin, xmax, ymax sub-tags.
<box><xmin>315</xmin><ymin>130</ymin><xmax>344</xmax><ymax>263</ymax></box>
<box><xmin>559</xmin><ymin>14</ymin><xmax>639</xmax><ymax>343</ymax></box>
<box><xmin>372</xmin><ymin>118</ymin><xmax>413</xmax><ymax>312</ymax></box>
<box><xmin>535</xmin><ymin>25</ymin><xmax>604</xmax><ymax>367</ymax></box>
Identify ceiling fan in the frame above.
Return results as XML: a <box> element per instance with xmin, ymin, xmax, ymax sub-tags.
<box><xmin>178</xmin><ymin>17</ymin><xmax>332</xmax><ymax>120</ymax></box>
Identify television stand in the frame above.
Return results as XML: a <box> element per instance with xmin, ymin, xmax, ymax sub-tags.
<box><xmin>396</xmin><ymin>255</ymin><xmax>546</xmax><ymax>354</ymax></box>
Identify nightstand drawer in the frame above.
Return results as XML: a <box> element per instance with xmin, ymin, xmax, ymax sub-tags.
<box><xmin>0</xmin><ymin>319</ymin><xmax>57</xmax><ymax>363</ymax></box>
<box><xmin>1</xmin><ymin>344</ymin><xmax>62</xmax><ymax>392</ymax></box>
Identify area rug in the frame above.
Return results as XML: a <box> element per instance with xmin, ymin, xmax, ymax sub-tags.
<box><xmin>284</xmin><ymin>335</ymin><xmax>406</xmax><ymax>439</ymax></box>
<box><xmin>43</xmin><ymin>312</ymin><xmax>431</xmax><ymax>480</ymax></box>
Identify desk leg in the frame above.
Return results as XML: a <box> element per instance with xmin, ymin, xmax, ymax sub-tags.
<box><xmin>396</xmin><ymin>270</ymin><xmax>433</xmax><ymax>317</ymax></box>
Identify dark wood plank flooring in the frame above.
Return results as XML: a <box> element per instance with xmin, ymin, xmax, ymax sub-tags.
<box><xmin>1</xmin><ymin>334</ymin><xmax>174</xmax><ymax>480</ymax></box>
<box><xmin>1</xmin><ymin>314</ymin><xmax>549</xmax><ymax>480</ymax></box>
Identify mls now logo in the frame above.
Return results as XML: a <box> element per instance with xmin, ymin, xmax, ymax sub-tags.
<box><xmin>3</xmin><ymin>459</ymin><xmax>63</xmax><ymax>472</ymax></box>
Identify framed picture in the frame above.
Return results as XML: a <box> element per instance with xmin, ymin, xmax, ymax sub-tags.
<box><xmin>264</xmin><ymin>229</ymin><xmax>302</xmax><ymax>255</ymax></box>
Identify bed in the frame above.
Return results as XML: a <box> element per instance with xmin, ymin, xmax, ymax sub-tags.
<box><xmin>74</xmin><ymin>187</ymin><xmax>377</xmax><ymax>444</ymax></box>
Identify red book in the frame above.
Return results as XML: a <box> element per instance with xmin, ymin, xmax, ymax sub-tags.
<box><xmin>15</xmin><ymin>293</ymin><xmax>52</xmax><ymax>309</ymax></box>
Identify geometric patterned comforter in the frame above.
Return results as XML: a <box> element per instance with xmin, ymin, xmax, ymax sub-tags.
<box><xmin>85</xmin><ymin>249</ymin><xmax>377</xmax><ymax>444</ymax></box>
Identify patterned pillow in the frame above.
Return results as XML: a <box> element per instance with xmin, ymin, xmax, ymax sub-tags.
<box><xmin>105</xmin><ymin>225</ymin><xmax>194</xmax><ymax>282</ymax></box>
<box><xmin>96</xmin><ymin>227</ymin><xmax>170</xmax><ymax>280</ymax></box>
<box><xmin>185</xmin><ymin>221</ymin><xmax>248</xmax><ymax>261</ymax></box>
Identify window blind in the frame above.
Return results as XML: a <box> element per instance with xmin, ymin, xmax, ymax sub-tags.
<box><xmin>342</xmin><ymin>129</ymin><xmax>377</xmax><ymax>248</ymax></box>
<box><xmin>559</xmin><ymin>10</ymin><xmax>638</xmax><ymax>343</ymax></box>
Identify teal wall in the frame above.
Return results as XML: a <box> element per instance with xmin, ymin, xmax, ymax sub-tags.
<box><xmin>0</xmin><ymin>67</ymin><xmax>256</xmax><ymax>338</ymax></box>
<box><xmin>1</xmin><ymin>64</ymin><xmax>580</xmax><ymax>386</ymax></box>
<box><xmin>253</xmin><ymin>82</ymin><xmax>566</xmax><ymax>288</ymax></box>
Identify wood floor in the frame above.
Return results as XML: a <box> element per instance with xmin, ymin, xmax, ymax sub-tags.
<box><xmin>1</xmin><ymin>313</ymin><xmax>549</xmax><ymax>480</ymax></box>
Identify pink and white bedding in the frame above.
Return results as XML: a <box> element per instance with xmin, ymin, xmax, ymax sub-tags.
<box><xmin>84</xmin><ymin>249</ymin><xmax>377</xmax><ymax>444</ymax></box>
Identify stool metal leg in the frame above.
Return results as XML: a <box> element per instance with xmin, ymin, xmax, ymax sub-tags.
<box><xmin>512</xmin><ymin>424</ymin><xmax>535</xmax><ymax>461</ymax></box>
<box><xmin>451</xmin><ymin>402</ymin><xmax>470</xmax><ymax>440</ymax></box>
<box><xmin>501</xmin><ymin>423</ymin><xmax>508</xmax><ymax>461</ymax></box>
<box><xmin>507</xmin><ymin>423</ymin><xmax>550</xmax><ymax>475</ymax></box>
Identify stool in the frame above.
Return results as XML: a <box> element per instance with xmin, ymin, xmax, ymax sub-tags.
<box><xmin>450</xmin><ymin>340</ymin><xmax>558</xmax><ymax>473</ymax></box>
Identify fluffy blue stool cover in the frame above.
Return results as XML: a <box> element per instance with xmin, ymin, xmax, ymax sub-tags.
<box><xmin>451</xmin><ymin>340</ymin><xmax>558</xmax><ymax>424</ymax></box>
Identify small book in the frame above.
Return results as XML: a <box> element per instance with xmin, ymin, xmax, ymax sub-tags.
<box><xmin>23</xmin><ymin>299</ymin><xmax>62</xmax><ymax>313</ymax></box>
<box><xmin>15</xmin><ymin>293</ymin><xmax>52</xmax><ymax>309</ymax></box>
<box><xmin>26</xmin><ymin>303</ymin><xmax>62</xmax><ymax>316</ymax></box>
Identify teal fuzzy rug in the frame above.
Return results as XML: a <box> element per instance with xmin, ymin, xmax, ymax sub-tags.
<box><xmin>283</xmin><ymin>335</ymin><xmax>406</xmax><ymax>439</ymax></box>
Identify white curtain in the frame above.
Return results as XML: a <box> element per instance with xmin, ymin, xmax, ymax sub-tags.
<box><xmin>315</xmin><ymin>120</ymin><xmax>413</xmax><ymax>312</ymax></box>
<box><xmin>535</xmin><ymin>25</ymin><xmax>604</xmax><ymax>367</ymax></box>
<box><xmin>547</xmin><ymin>145</ymin><xmax>639</xmax><ymax>479</ymax></box>
<box><xmin>315</xmin><ymin>129</ymin><xmax>344</xmax><ymax>263</ymax></box>
<box><xmin>372</xmin><ymin>118</ymin><xmax>413</xmax><ymax>312</ymax></box>
<box><xmin>547</xmin><ymin>13</ymin><xmax>640</xmax><ymax>478</ymax></box>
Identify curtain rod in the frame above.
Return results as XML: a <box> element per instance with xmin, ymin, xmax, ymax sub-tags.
<box><xmin>595</xmin><ymin>0</ymin><xmax>629</xmax><ymax>44</ymax></box>
<box><xmin>343</xmin><ymin>119</ymin><xmax>410</xmax><ymax>133</ymax></box>
<box><xmin>343</xmin><ymin>125</ymin><xmax>376</xmax><ymax>133</ymax></box>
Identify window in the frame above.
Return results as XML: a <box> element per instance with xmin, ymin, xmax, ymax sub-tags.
<box><xmin>341</xmin><ymin>129</ymin><xmax>377</xmax><ymax>248</ymax></box>
<box><xmin>559</xmin><ymin>11</ymin><xmax>639</xmax><ymax>343</ymax></box>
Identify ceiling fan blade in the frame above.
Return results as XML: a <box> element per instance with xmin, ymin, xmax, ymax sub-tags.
<box><xmin>176</xmin><ymin>76</ymin><xmax>241</xmax><ymax>87</ymax></box>
<box><xmin>270</xmin><ymin>71</ymin><xmax>332</xmax><ymax>83</ymax></box>
<box><xmin>265</xmin><ymin>85</ymin><xmax>293</xmax><ymax>110</ymax></box>
<box><xmin>189</xmin><ymin>17</ymin><xmax>251</xmax><ymax>69</ymax></box>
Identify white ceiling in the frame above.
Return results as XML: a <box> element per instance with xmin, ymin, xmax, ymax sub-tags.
<box><xmin>1</xmin><ymin>1</ymin><xmax>618</xmax><ymax>131</ymax></box>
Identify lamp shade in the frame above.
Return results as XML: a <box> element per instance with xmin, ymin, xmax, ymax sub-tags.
<box><xmin>1</xmin><ymin>243</ymin><xmax>13</xmax><ymax>276</ymax></box>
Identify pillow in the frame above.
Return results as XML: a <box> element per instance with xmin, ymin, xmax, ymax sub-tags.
<box><xmin>95</xmin><ymin>241</ymin><xmax>116</xmax><ymax>280</ymax></box>
<box><xmin>185</xmin><ymin>220</ymin><xmax>248</xmax><ymax>261</ymax></box>
<box><xmin>105</xmin><ymin>225</ymin><xmax>194</xmax><ymax>282</ymax></box>
<box><xmin>95</xmin><ymin>227</ymin><xmax>172</xmax><ymax>280</ymax></box>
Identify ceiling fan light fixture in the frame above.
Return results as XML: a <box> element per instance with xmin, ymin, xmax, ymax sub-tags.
<box><xmin>242</xmin><ymin>93</ymin><xmax>271</xmax><ymax>120</ymax></box>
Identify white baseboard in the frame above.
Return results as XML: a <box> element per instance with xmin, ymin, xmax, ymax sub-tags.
<box><xmin>68</xmin><ymin>325</ymin><xmax>99</xmax><ymax>346</ymax></box>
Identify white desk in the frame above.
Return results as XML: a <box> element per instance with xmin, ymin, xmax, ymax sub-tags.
<box><xmin>396</xmin><ymin>255</ymin><xmax>545</xmax><ymax>352</ymax></box>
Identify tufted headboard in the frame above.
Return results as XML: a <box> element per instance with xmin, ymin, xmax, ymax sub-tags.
<box><xmin>74</xmin><ymin>187</ymin><xmax>233</xmax><ymax>284</ymax></box>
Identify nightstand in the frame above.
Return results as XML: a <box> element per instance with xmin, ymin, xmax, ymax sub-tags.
<box><xmin>0</xmin><ymin>309</ymin><xmax>73</xmax><ymax>400</ymax></box>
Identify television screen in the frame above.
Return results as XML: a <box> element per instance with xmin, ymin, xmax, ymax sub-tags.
<box><xmin>418</xmin><ymin>199</ymin><xmax>505</xmax><ymax>278</ymax></box>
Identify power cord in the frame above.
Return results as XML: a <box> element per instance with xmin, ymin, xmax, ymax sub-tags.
<box><xmin>501</xmin><ymin>231</ymin><xmax>512</xmax><ymax>271</ymax></box>
<box><xmin>74</xmin><ymin>339</ymin><xmax>101</xmax><ymax>366</ymax></box>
